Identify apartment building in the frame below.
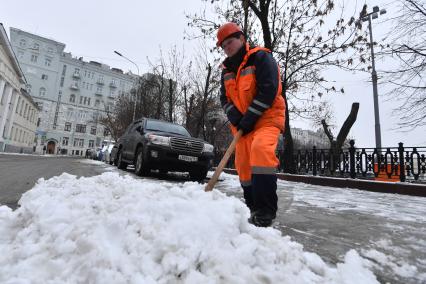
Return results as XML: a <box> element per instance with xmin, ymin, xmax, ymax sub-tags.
<box><xmin>0</xmin><ymin>23</ymin><xmax>39</xmax><ymax>153</ymax></box>
<box><xmin>9</xmin><ymin>27</ymin><xmax>136</xmax><ymax>155</ymax></box>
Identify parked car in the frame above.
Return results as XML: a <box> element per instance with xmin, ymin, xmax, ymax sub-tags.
<box><xmin>115</xmin><ymin>118</ymin><xmax>214</xmax><ymax>180</ymax></box>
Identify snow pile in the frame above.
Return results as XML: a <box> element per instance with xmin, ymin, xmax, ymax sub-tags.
<box><xmin>0</xmin><ymin>172</ymin><xmax>378</xmax><ymax>283</ymax></box>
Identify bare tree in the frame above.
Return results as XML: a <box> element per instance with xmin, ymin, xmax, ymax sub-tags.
<box><xmin>380</xmin><ymin>0</ymin><xmax>426</xmax><ymax>130</ymax></box>
<box><xmin>99</xmin><ymin>93</ymin><xmax>134</xmax><ymax>141</ymax></box>
<box><xmin>184</xmin><ymin>43</ymin><xmax>223</xmax><ymax>139</ymax></box>
<box><xmin>188</xmin><ymin>0</ymin><xmax>367</xmax><ymax>172</ymax></box>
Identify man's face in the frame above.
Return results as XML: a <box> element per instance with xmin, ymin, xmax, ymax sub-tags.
<box><xmin>221</xmin><ymin>35</ymin><xmax>244</xmax><ymax>57</ymax></box>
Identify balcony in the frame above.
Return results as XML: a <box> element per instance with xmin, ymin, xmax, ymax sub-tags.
<box><xmin>70</xmin><ymin>83</ymin><xmax>79</xmax><ymax>90</ymax></box>
<box><xmin>72</xmin><ymin>72</ymin><xmax>80</xmax><ymax>79</ymax></box>
<box><xmin>96</xmin><ymin>79</ymin><xmax>104</xmax><ymax>85</ymax></box>
<box><xmin>95</xmin><ymin>91</ymin><xmax>103</xmax><ymax>96</ymax></box>
<box><xmin>109</xmin><ymin>82</ymin><xmax>117</xmax><ymax>88</ymax></box>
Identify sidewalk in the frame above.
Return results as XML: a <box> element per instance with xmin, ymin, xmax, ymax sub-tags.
<box><xmin>216</xmin><ymin>172</ymin><xmax>426</xmax><ymax>284</ymax></box>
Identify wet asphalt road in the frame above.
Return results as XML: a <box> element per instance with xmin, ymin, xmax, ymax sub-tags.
<box><xmin>0</xmin><ymin>154</ymin><xmax>107</xmax><ymax>209</ymax></box>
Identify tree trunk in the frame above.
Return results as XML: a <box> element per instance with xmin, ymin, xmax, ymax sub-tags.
<box><xmin>321</xmin><ymin>102</ymin><xmax>360</xmax><ymax>173</ymax></box>
<box><xmin>282</xmin><ymin>91</ymin><xmax>295</xmax><ymax>173</ymax></box>
<box><xmin>155</xmin><ymin>75</ymin><xmax>165</xmax><ymax>120</ymax></box>
<box><xmin>195</xmin><ymin>63</ymin><xmax>212</xmax><ymax>138</ymax></box>
<box><xmin>336</xmin><ymin>103</ymin><xmax>359</xmax><ymax>149</ymax></box>
<box><xmin>168</xmin><ymin>78</ymin><xmax>173</xmax><ymax>122</ymax></box>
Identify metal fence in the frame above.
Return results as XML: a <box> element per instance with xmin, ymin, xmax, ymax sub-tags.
<box><xmin>213</xmin><ymin>141</ymin><xmax>426</xmax><ymax>184</ymax></box>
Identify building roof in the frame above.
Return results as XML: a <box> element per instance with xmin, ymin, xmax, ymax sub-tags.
<box><xmin>0</xmin><ymin>23</ymin><xmax>26</xmax><ymax>84</ymax></box>
<box><xmin>10</xmin><ymin>27</ymin><xmax>66</xmax><ymax>49</ymax></box>
<box><xmin>20</xmin><ymin>88</ymin><xmax>40</xmax><ymax>109</ymax></box>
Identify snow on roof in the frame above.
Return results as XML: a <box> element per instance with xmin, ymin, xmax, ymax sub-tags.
<box><xmin>0</xmin><ymin>172</ymin><xmax>378</xmax><ymax>283</ymax></box>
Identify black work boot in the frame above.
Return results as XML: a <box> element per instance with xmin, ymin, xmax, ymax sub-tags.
<box><xmin>242</xmin><ymin>184</ymin><xmax>255</xmax><ymax>218</ymax></box>
<box><xmin>250</xmin><ymin>174</ymin><xmax>278</xmax><ymax>227</ymax></box>
<box><xmin>249</xmin><ymin>214</ymin><xmax>275</xmax><ymax>227</ymax></box>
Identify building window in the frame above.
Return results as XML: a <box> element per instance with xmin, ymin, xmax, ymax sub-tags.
<box><xmin>18</xmin><ymin>51</ymin><xmax>24</xmax><ymax>59</ymax></box>
<box><xmin>95</xmin><ymin>99</ymin><xmax>100</xmax><ymax>107</ymax></box>
<box><xmin>87</xmin><ymin>98</ymin><xmax>91</xmax><ymax>106</ymax></box>
<box><xmin>89</xmin><ymin>140</ymin><xmax>94</xmax><ymax>148</ymax></box>
<box><xmin>30</xmin><ymin>54</ymin><xmax>38</xmax><ymax>63</ymax></box>
<box><xmin>47</xmin><ymin>47</ymin><xmax>54</xmax><ymax>53</ymax></box>
<box><xmin>19</xmin><ymin>39</ymin><xmax>26</xmax><ymax>47</ymax></box>
<box><xmin>76</xmin><ymin>124</ymin><xmax>86</xmax><ymax>133</ymax></box>
<box><xmin>20</xmin><ymin>101</ymin><xmax>24</xmax><ymax>115</ymax></box>
<box><xmin>103</xmin><ymin>128</ymin><xmax>110</xmax><ymax>136</ymax></box>
<box><xmin>62</xmin><ymin>137</ymin><xmax>69</xmax><ymax>146</ymax></box>
<box><xmin>73</xmin><ymin>138</ymin><xmax>84</xmax><ymax>147</ymax></box>
<box><xmin>97</xmin><ymin>86</ymin><xmax>103</xmax><ymax>93</ymax></box>
<box><xmin>41</xmin><ymin>74</ymin><xmax>48</xmax><ymax>80</ymax></box>
<box><xmin>33</xmin><ymin>43</ymin><xmax>40</xmax><ymax>50</ymax></box>
<box><xmin>66</xmin><ymin>108</ymin><xmax>74</xmax><ymax>119</ymax></box>
<box><xmin>39</xmin><ymin>87</ymin><xmax>46</xmax><ymax>97</ymax></box>
<box><xmin>84</xmin><ymin>97</ymin><xmax>87</xmax><ymax>105</ymax></box>
<box><xmin>90</xmin><ymin>126</ymin><xmax>97</xmax><ymax>135</ymax></box>
<box><xmin>69</xmin><ymin>94</ymin><xmax>75</xmax><ymax>103</ymax></box>
<box><xmin>62</xmin><ymin>65</ymin><xmax>67</xmax><ymax>76</ymax></box>
<box><xmin>37</xmin><ymin>118</ymin><xmax>41</xmax><ymax>127</ymax></box>
<box><xmin>45</xmin><ymin>58</ymin><xmax>52</xmax><ymax>66</ymax></box>
<box><xmin>15</xmin><ymin>97</ymin><xmax>20</xmax><ymax>112</ymax></box>
<box><xmin>64</xmin><ymin>122</ymin><xmax>72</xmax><ymax>131</ymax></box>
<box><xmin>79</xmin><ymin>96</ymin><xmax>83</xmax><ymax>104</ymax></box>
<box><xmin>60</xmin><ymin>77</ymin><xmax>65</xmax><ymax>87</ymax></box>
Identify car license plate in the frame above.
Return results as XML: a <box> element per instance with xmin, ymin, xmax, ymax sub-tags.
<box><xmin>178</xmin><ymin>155</ymin><xmax>198</xmax><ymax>162</ymax></box>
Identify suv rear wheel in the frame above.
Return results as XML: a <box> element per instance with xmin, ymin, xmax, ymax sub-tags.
<box><xmin>134</xmin><ymin>147</ymin><xmax>150</xmax><ymax>176</ymax></box>
<box><xmin>189</xmin><ymin>169</ymin><xmax>208</xmax><ymax>181</ymax></box>
<box><xmin>117</xmin><ymin>151</ymin><xmax>128</xmax><ymax>170</ymax></box>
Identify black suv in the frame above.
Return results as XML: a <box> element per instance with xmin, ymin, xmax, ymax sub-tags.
<box><xmin>114</xmin><ymin>118</ymin><xmax>214</xmax><ymax>180</ymax></box>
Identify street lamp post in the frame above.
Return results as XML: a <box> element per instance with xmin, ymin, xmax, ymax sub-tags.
<box><xmin>361</xmin><ymin>6</ymin><xmax>386</xmax><ymax>149</ymax></box>
<box><xmin>114</xmin><ymin>51</ymin><xmax>140</xmax><ymax>121</ymax></box>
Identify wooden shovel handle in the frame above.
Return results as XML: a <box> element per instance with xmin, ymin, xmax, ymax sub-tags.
<box><xmin>205</xmin><ymin>130</ymin><xmax>243</xmax><ymax>192</ymax></box>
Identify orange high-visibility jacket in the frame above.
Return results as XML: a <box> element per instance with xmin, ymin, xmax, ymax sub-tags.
<box><xmin>220</xmin><ymin>44</ymin><xmax>286</xmax><ymax>133</ymax></box>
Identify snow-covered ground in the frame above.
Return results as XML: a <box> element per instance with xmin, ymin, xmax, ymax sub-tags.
<box><xmin>0</xmin><ymin>171</ymin><xmax>380</xmax><ymax>283</ymax></box>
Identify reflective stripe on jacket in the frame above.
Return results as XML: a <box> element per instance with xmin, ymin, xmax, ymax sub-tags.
<box><xmin>220</xmin><ymin>44</ymin><xmax>286</xmax><ymax>132</ymax></box>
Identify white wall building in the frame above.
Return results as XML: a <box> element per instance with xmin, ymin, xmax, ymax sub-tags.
<box><xmin>0</xmin><ymin>23</ymin><xmax>39</xmax><ymax>153</ymax></box>
<box><xmin>9</xmin><ymin>27</ymin><xmax>136</xmax><ymax>155</ymax></box>
<box><xmin>291</xmin><ymin>127</ymin><xmax>330</xmax><ymax>149</ymax></box>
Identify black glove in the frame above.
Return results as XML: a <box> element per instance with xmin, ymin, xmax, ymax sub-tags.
<box><xmin>225</xmin><ymin>103</ymin><xmax>243</xmax><ymax>126</ymax></box>
<box><xmin>237</xmin><ymin>112</ymin><xmax>258</xmax><ymax>135</ymax></box>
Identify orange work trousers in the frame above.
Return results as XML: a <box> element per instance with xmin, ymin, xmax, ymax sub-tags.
<box><xmin>234</xmin><ymin>126</ymin><xmax>280</xmax><ymax>186</ymax></box>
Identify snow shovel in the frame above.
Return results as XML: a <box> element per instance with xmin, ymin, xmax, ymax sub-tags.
<box><xmin>205</xmin><ymin>130</ymin><xmax>243</xmax><ymax>192</ymax></box>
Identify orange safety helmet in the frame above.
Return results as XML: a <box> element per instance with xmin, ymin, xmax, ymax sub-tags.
<box><xmin>216</xmin><ymin>22</ymin><xmax>243</xmax><ymax>47</ymax></box>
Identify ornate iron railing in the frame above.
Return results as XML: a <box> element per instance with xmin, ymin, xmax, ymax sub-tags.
<box><xmin>290</xmin><ymin>141</ymin><xmax>426</xmax><ymax>183</ymax></box>
<box><xmin>213</xmin><ymin>141</ymin><xmax>426</xmax><ymax>184</ymax></box>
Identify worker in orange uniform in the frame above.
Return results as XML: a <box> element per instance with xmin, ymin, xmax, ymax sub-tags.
<box><xmin>217</xmin><ymin>22</ymin><xmax>286</xmax><ymax>227</ymax></box>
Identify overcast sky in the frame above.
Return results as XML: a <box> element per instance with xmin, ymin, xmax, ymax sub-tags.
<box><xmin>1</xmin><ymin>0</ymin><xmax>424</xmax><ymax>147</ymax></box>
